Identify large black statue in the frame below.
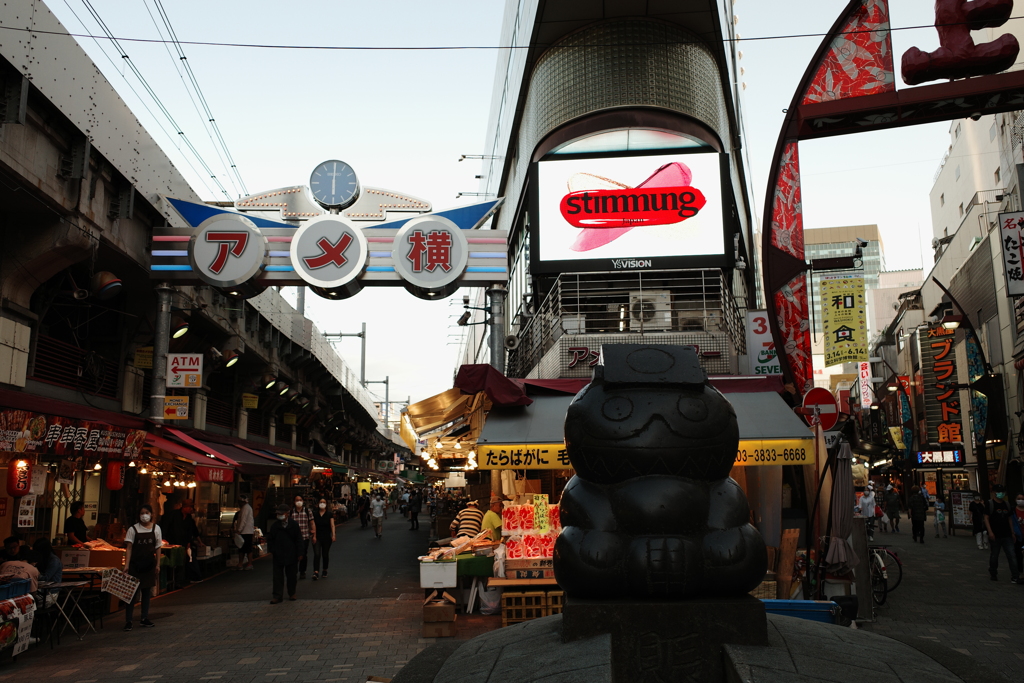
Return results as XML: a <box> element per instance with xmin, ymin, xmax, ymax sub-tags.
<box><xmin>554</xmin><ymin>344</ymin><xmax>767</xmax><ymax>598</ymax></box>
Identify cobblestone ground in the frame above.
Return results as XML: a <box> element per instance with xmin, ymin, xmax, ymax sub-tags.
<box><xmin>5</xmin><ymin>513</ymin><xmax>499</xmax><ymax>682</ymax></box>
<box><xmin>859</xmin><ymin>513</ymin><xmax>1024</xmax><ymax>680</ymax></box>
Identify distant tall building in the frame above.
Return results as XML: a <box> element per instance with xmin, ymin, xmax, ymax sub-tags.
<box><xmin>868</xmin><ymin>269</ymin><xmax>923</xmax><ymax>343</ymax></box>
<box><xmin>805</xmin><ymin>225</ymin><xmax>885</xmax><ymax>336</ymax></box>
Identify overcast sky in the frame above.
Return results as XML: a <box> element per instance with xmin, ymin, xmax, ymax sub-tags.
<box><xmin>46</xmin><ymin>0</ymin><xmax>988</xmax><ymax>406</ymax></box>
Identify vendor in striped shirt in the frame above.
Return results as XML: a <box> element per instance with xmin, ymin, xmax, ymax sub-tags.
<box><xmin>450</xmin><ymin>500</ymin><xmax>485</xmax><ymax>538</ymax></box>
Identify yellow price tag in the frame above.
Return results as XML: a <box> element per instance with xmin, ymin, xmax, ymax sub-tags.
<box><xmin>734</xmin><ymin>439</ymin><xmax>815</xmax><ymax>466</ymax></box>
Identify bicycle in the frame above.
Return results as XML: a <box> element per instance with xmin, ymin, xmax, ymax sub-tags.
<box><xmin>868</xmin><ymin>545</ymin><xmax>903</xmax><ymax>594</ymax></box>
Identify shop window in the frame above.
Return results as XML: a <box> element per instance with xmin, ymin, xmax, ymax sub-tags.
<box><xmin>939</xmin><ymin>193</ymin><xmax>944</xmax><ymax>207</ymax></box>
<box><xmin>958</xmin><ymin>203</ymin><xmax>964</xmax><ymax>217</ymax></box>
<box><xmin>995</xmin><ymin>167</ymin><xmax>1001</xmax><ymax>185</ymax></box>
<box><xmin>955</xmin><ymin>165</ymin><xmax>961</xmax><ymax>181</ymax></box>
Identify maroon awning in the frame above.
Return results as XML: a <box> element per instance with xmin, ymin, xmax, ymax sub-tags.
<box><xmin>0</xmin><ymin>386</ymin><xmax>147</xmax><ymax>429</ymax></box>
<box><xmin>454</xmin><ymin>364</ymin><xmax>533</xmax><ymax>407</ymax></box>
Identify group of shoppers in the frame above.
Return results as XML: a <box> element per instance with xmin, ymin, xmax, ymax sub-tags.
<box><xmin>266</xmin><ymin>494</ymin><xmax>337</xmax><ymax>603</ymax></box>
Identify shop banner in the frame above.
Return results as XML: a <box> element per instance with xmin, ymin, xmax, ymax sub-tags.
<box><xmin>821</xmin><ymin>274</ymin><xmax>868</xmax><ymax>367</ymax></box>
<box><xmin>195</xmin><ymin>465</ymin><xmax>234</xmax><ymax>483</ymax></box>
<box><xmin>478</xmin><ymin>444</ymin><xmax>571</xmax><ymax>469</ymax></box>
<box><xmin>949</xmin><ymin>490</ymin><xmax>976</xmax><ymax>530</ymax></box>
<box><xmin>101</xmin><ymin>569</ymin><xmax>140</xmax><ymax>604</ymax></box>
<box><xmin>56</xmin><ymin>459</ymin><xmax>76</xmax><ymax>485</ymax></box>
<box><xmin>0</xmin><ymin>409</ymin><xmax>147</xmax><ymax>459</ymax></box>
<box><xmin>29</xmin><ymin>466</ymin><xmax>46</xmax><ymax>495</ymax></box>
<box><xmin>859</xmin><ymin>362</ymin><xmax>872</xmax><ymax>409</ymax></box>
<box><xmin>998</xmin><ymin>211</ymin><xmax>1024</xmax><ymax>296</ymax></box>
<box><xmin>733</xmin><ymin>439</ymin><xmax>815</xmax><ymax>466</ymax></box>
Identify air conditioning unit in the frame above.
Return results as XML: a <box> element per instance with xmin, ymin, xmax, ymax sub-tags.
<box><xmin>677</xmin><ymin>310</ymin><xmax>706</xmax><ymax>332</ymax></box>
<box><xmin>629</xmin><ymin>290</ymin><xmax>673</xmax><ymax>331</ymax></box>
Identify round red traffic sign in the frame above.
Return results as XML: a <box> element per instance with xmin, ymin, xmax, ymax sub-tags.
<box><xmin>802</xmin><ymin>387</ymin><xmax>839</xmax><ymax>431</ymax></box>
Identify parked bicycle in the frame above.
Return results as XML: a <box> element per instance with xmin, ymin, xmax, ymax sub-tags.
<box><xmin>867</xmin><ymin>545</ymin><xmax>903</xmax><ymax>605</ymax></box>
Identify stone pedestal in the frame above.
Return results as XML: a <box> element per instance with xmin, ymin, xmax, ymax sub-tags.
<box><xmin>562</xmin><ymin>596</ymin><xmax>768</xmax><ymax>683</ymax></box>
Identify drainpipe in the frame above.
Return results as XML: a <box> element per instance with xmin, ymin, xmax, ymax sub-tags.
<box><xmin>149</xmin><ymin>282</ymin><xmax>173</xmax><ymax>425</ymax></box>
<box><xmin>487</xmin><ymin>287</ymin><xmax>507</xmax><ymax>496</ymax></box>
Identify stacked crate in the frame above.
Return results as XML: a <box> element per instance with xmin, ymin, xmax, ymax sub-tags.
<box><xmin>422</xmin><ymin>590</ymin><xmax>457</xmax><ymax>637</ymax></box>
<box><xmin>500</xmin><ymin>589</ymin><xmax>566</xmax><ymax>626</ymax></box>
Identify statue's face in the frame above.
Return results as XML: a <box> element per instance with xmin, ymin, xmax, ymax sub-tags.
<box><xmin>564</xmin><ymin>382</ymin><xmax>739</xmax><ymax>484</ymax></box>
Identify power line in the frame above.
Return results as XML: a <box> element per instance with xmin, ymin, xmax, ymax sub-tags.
<box><xmin>1</xmin><ymin>17</ymin><xmax>1021</xmax><ymax>51</ymax></box>
<box><xmin>76</xmin><ymin>0</ymin><xmax>231</xmax><ymax>199</ymax></box>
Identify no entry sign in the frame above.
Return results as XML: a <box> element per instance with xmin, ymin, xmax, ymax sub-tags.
<box><xmin>802</xmin><ymin>387</ymin><xmax>839</xmax><ymax>431</ymax></box>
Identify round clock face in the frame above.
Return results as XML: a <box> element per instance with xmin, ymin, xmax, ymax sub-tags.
<box><xmin>309</xmin><ymin>160</ymin><xmax>359</xmax><ymax>208</ymax></box>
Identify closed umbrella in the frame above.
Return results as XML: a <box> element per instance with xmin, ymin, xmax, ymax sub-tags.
<box><xmin>824</xmin><ymin>442</ymin><xmax>859</xmax><ymax>571</ymax></box>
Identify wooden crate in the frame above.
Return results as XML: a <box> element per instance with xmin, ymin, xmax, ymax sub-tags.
<box><xmin>501</xmin><ymin>591</ymin><xmax>547</xmax><ymax>626</ymax></box>
<box><xmin>749</xmin><ymin>580</ymin><xmax>777</xmax><ymax>600</ymax></box>
<box><xmin>546</xmin><ymin>590</ymin><xmax>565</xmax><ymax>616</ymax></box>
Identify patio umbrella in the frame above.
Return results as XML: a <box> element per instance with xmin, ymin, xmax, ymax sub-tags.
<box><xmin>824</xmin><ymin>442</ymin><xmax>859</xmax><ymax>572</ymax></box>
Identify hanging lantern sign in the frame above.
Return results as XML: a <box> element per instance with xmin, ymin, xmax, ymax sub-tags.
<box><xmin>106</xmin><ymin>460</ymin><xmax>125</xmax><ymax>491</ymax></box>
<box><xmin>6</xmin><ymin>459</ymin><xmax>31</xmax><ymax>497</ymax></box>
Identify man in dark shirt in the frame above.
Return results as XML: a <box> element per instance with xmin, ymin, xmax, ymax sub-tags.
<box><xmin>159</xmin><ymin>498</ymin><xmax>187</xmax><ymax>546</ymax></box>
<box><xmin>267</xmin><ymin>504</ymin><xmax>303</xmax><ymax>604</ymax></box>
<box><xmin>64</xmin><ymin>501</ymin><xmax>90</xmax><ymax>546</ymax></box>
<box><xmin>984</xmin><ymin>485</ymin><xmax>1021</xmax><ymax>584</ymax></box>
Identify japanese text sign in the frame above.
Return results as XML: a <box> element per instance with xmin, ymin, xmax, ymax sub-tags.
<box><xmin>0</xmin><ymin>409</ymin><xmax>147</xmax><ymax>458</ymax></box>
<box><xmin>998</xmin><ymin>211</ymin><xmax>1024</xmax><ymax>296</ymax></box>
<box><xmin>745</xmin><ymin>311</ymin><xmax>782</xmax><ymax>376</ymax></box>
<box><xmin>921</xmin><ymin>325</ymin><xmax>962</xmax><ymax>445</ymax></box>
<box><xmin>478</xmin><ymin>444</ymin><xmax>572</xmax><ymax>469</ymax></box>
<box><xmin>821</xmin><ymin>274</ymin><xmax>868</xmax><ymax>367</ymax></box>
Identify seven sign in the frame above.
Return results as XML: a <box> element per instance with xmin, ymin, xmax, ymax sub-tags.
<box><xmin>802</xmin><ymin>387</ymin><xmax>839</xmax><ymax>431</ymax></box>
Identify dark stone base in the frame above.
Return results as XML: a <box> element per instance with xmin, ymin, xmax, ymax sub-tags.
<box><xmin>562</xmin><ymin>595</ymin><xmax>768</xmax><ymax>683</ymax></box>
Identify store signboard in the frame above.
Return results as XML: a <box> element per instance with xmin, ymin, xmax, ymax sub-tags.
<box><xmin>195</xmin><ymin>465</ymin><xmax>233</xmax><ymax>483</ymax></box>
<box><xmin>533</xmin><ymin>151</ymin><xmax>727</xmax><ymax>274</ymax></box>
<box><xmin>734</xmin><ymin>439</ymin><xmax>815</xmax><ymax>466</ymax></box>
<box><xmin>16</xmin><ymin>495</ymin><xmax>35</xmax><ymax>528</ymax></box>
<box><xmin>914</xmin><ymin>449</ymin><xmax>963</xmax><ymax>465</ymax></box>
<box><xmin>167</xmin><ymin>354</ymin><xmax>202</xmax><ymax>388</ymax></box>
<box><xmin>478</xmin><ymin>444</ymin><xmax>572</xmax><ymax>469</ymax></box>
<box><xmin>997</xmin><ymin>211</ymin><xmax>1024</xmax><ymax>296</ymax></box>
<box><xmin>745</xmin><ymin>311</ymin><xmax>781</xmax><ymax>376</ymax></box>
<box><xmin>133</xmin><ymin>346</ymin><xmax>153</xmax><ymax>369</ymax></box>
<box><xmin>241</xmin><ymin>393</ymin><xmax>259</xmax><ymax>409</ymax></box>
<box><xmin>0</xmin><ymin>409</ymin><xmax>147</xmax><ymax>459</ymax></box>
<box><xmin>921</xmin><ymin>324</ymin><xmax>962</xmax><ymax>444</ymax></box>
<box><xmin>821</xmin><ymin>274</ymin><xmax>868</xmax><ymax>367</ymax></box>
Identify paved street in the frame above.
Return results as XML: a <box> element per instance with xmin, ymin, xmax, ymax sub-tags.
<box><xmin>6</xmin><ymin>513</ymin><xmax>499</xmax><ymax>683</ymax></box>
<box><xmin>860</xmin><ymin>514</ymin><xmax>1024</xmax><ymax>681</ymax></box>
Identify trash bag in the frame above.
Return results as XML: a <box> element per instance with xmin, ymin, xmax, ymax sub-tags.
<box><xmin>479</xmin><ymin>586</ymin><xmax>502</xmax><ymax>615</ymax></box>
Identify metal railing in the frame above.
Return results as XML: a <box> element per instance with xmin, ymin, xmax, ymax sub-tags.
<box><xmin>507</xmin><ymin>269</ymin><xmax>745</xmax><ymax>378</ymax></box>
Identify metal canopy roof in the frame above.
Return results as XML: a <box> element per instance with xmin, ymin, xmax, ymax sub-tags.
<box><xmin>477</xmin><ymin>395</ymin><xmax>576</xmax><ymax>446</ymax></box>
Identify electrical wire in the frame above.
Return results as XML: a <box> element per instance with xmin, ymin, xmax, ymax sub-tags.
<box><xmin>150</xmin><ymin>0</ymin><xmax>247</xmax><ymax>196</ymax></box>
<box><xmin>1</xmin><ymin>16</ymin><xmax>1022</xmax><ymax>51</ymax></box>
<box><xmin>77</xmin><ymin>0</ymin><xmax>231</xmax><ymax>199</ymax></box>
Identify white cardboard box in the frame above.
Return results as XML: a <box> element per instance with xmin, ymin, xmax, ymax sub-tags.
<box><xmin>419</xmin><ymin>561</ymin><xmax>458</xmax><ymax>589</ymax></box>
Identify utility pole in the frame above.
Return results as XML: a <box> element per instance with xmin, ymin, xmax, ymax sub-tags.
<box><xmin>325</xmin><ymin>322</ymin><xmax>366</xmax><ymax>386</ymax></box>
<box><xmin>366</xmin><ymin>376</ymin><xmax>390</xmax><ymax>427</ymax></box>
<box><xmin>148</xmin><ymin>282</ymin><xmax>173</xmax><ymax>425</ymax></box>
<box><xmin>487</xmin><ymin>287</ymin><xmax>507</xmax><ymax>494</ymax></box>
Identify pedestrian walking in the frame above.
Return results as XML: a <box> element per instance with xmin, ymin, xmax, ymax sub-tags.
<box><xmin>122</xmin><ymin>505</ymin><xmax>160</xmax><ymax>631</ymax></box>
<box><xmin>857</xmin><ymin>485</ymin><xmax>877</xmax><ymax>542</ymax></box>
<box><xmin>370</xmin><ymin>494</ymin><xmax>386</xmax><ymax>538</ymax></box>
<box><xmin>234</xmin><ymin>494</ymin><xmax>255</xmax><ymax>571</ymax></box>
<box><xmin>268</xmin><ymin>504</ymin><xmax>302</xmax><ymax>603</ymax></box>
<box><xmin>933</xmin><ymin>495</ymin><xmax>948</xmax><ymax>538</ymax></box>
<box><xmin>908</xmin><ymin>486</ymin><xmax>928</xmax><ymax>543</ymax></box>
<box><xmin>181</xmin><ymin>499</ymin><xmax>205</xmax><ymax>582</ymax></box>
<box><xmin>970</xmin><ymin>493</ymin><xmax>989</xmax><ymax>550</ymax></box>
<box><xmin>984</xmin><ymin>485</ymin><xmax>1021</xmax><ymax>584</ymax></box>
<box><xmin>883</xmin><ymin>485</ymin><xmax>901</xmax><ymax>533</ymax></box>
<box><xmin>291</xmin><ymin>495</ymin><xmax>316</xmax><ymax>579</ymax></box>
<box><xmin>358</xmin><ymin>493</ymin><xmax>370</xmax><ymax>529</ymax></box>
<box><xmin>408</xmin><ymin>489</ymin><xmax>422</xmax><ymax>531</ymax></box>
<box><xmin>1013</xmin><ymin>493</ymin><xmax>1024</xmax><ymax>575</ymax></box>
<box><xmin>450</xmin><ymin>500</ymin><xmax>485</xmax><ymax>538</ymax></box>
<box><xmin>311</xmin><ymin>498</ymin><xmax>335</xmax><ymax>580</ymax></box>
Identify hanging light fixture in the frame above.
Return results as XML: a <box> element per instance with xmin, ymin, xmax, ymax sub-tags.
<box><xmin>275</xmin><ymin>381</ymin><xmax>290</xmax><ymax>396</ymax></box>
<box><xmin>140</xmin><ymin>466</ymin><xmax>148</xmax><ymax>474</ymax></box>
<box><xmin>93</xmin><ymin>462</ymin><xmax>102</xmax><ymax>470</ymax></box>
<box><xmin>224</xmin><ymin>350</ymin><xmax>241</xmax><ymax>368</ymax></box>
<box><xmin>162</xmin><ymin>478</ymin><xmax>172</xmax><ymax>487</ymax></box>
<box><xmin>128</xmin><ymin>460</ymin><xmax>136</xmax><ymax>468</ymax></box>
<box><xmin>170</xmin><ymin>316</ymin><xmax>190</xmax><ymax>339</ymax></box>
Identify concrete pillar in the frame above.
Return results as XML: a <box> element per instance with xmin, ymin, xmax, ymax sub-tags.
<box><xmin>193</xmin><ymin>390</ymin><xmax>208</xmax><ymax>430</ymax></box>
<box><xmin>237</xmin><ymin>408</ymin><xmax>248</xmax><ymax>440</ymax></box>
<box><xmin>268</xmin><ymin>417</ymin><xmax>276</xmax><ymax>446</ymax></box>
<box><xmin>291</xmin><ymin>425</ymin><xmax>297</xmax><ymax>451</ymax></box>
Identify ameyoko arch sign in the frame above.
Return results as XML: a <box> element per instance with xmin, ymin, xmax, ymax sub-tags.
<box><xmin>151</xmin><ymin>162</ymin><xmax>507</xmax><ymax>301</ymax></box>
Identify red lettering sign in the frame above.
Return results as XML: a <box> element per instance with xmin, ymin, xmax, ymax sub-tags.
<box><xmin>560</xmin><ymin>186</ymin><xmax>706</xmax><ymax>228</ymax></box>
<box><xmin>304</xmin><ymin>233</ymin><xmax>354</xmax><ymax>270</ymax></box>
<box><xmin>205</xmin><ymin>231</ymin><xmax>250</xmax><ymax>274</ymax></box>
<box><xmin>195</xmin><ymin>465</ymin><xmax>234</xmax><ymax>483</ymax></box>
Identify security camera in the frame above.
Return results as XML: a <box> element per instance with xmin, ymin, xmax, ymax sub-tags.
<box><xmin>855</xmin><ymin>238</ymin><xmax>869</xmax><ymax>248</ymax></box>
<box><xmin>456</xmin><ymin>311</ymin><xmax>471</xmax><ymax>326</ymax></box>
<box><xmin>463</xmin><ymin>295</ymin><xmax>470</xmax><ymax>307</ymax></box>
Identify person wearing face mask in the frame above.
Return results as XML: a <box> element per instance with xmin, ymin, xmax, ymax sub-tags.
<box><xmin>267</xmin><ymin>504</ymin><xmax>303</xmax><ymax>603</ymax></box>
<box><xmin>969</xmin><ymin>493</ymin><xmax>989</xmax><ymax>550</ymax></box>
<box><xmin>984</xmin><ymin>485</ymin><xmax>1022</xmax><ymax>584</ymax></box>
<box><xmin>122</xmin><ymin>505</ymin><xmax>162</xmax><ymax>631</ymax></box>
<box><xmin>233</xmin><ymin>495</ymin><xmax>255</xmax><ymax>572</ymax></box>
<box><xmin>1013</xmin><ymin>493</ymin><xmax>1024</xmax><ymax>576</ymax></box>
<box><xmin>311</xmin><ymin>498</ymin><xmax>335</xmax><ymax>580</ymax></box>
<box><xmin>291</xmin><ymin>495</ymin><xmax>316</xmax><ymax>579</ymax></box>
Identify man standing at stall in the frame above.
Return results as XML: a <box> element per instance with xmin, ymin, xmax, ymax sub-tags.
<box><xmin>64</xmin><ymin>501</ymin><xmax>90</xmax><ymax>547</ymax></box>
<box><xmin>450</xmin><ymin>500</ymin><xmax>485</xmax><ymax>539</ymax></box>
<box><xmin>481</xmin><ymin>496</ymin><xmax>503</xmax><ymax>541</ymax></box>
<box><xmin>291</xmin><ymin>495</ymin><xmax>316</xmax><ymax>578</ymax></box>
<box><xmin>267</xmin><ymin>504</ymin><xmax>302</xmax><ymax>603</ymax></box>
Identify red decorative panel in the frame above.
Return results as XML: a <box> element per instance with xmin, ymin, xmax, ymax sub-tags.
<box><xmin>774</xmin><ymin>279</ymin><xmax>813</xmax><ymax>395</ymax></box>
<box><xmin>770</xmin><ymin>142</ymin><xmax>804</xmax><ymax>259</ymax></box>
<box><xmin>801</xmin><ymin>0</ymin><xmax>894</xmax><ymax>105</ymax></box>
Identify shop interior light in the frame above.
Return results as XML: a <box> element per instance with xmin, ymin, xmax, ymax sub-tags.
<box><xmin>128</xmin><ymin>460</ymin><xmax>136</xmax><ymax>467</ymax></box>
<box><xmin>170</xmin><ymin>316</ymin><xmax>190</xmax><ymax>339</ymax></box>
<box><xmin>140</xmin><ymin>466</ymin><xmax>148</xmax><ymax>474</ymax></box>
<box><xmin>93</xmin><ymin>462</ymin><xmax>102</xmax><ymax>470</ymax></box>
<box><xmin>887</xmin><ymin>385</ymin><xmax>898</xmax><ymax>392</ymax></box>
<box><xmin>163</xmin><ymin>479</ymin><xmax>171</xmax><ymax>487</ymax></box>
<box><xmin>454</xmin><ymin>441</ymin><xmax>461</xmax><ymax>449</ymax></box>
<box><xmin>187</xmin><ymin>481</ymin><xmax>196</xmax><ymax>488</ymax></box>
